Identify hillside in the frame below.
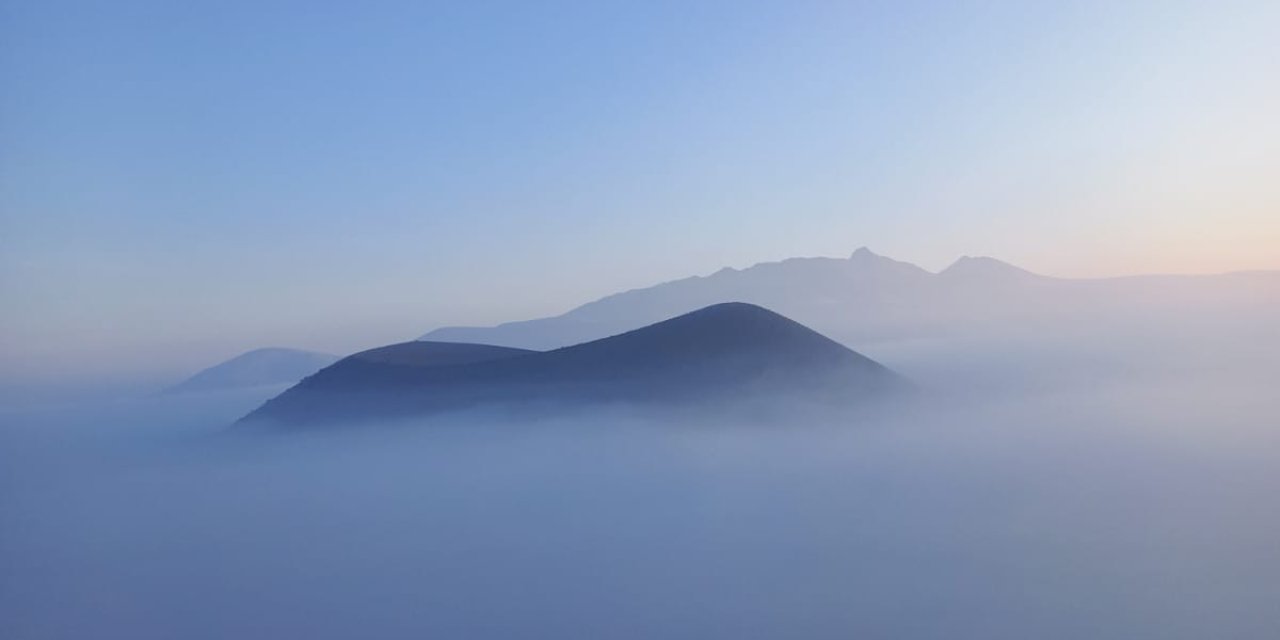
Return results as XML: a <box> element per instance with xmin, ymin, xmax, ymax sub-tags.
<box><xmin>241</xmin><ymin>303</ymin><xmax>904</xmax><ymax>426</ymax></box>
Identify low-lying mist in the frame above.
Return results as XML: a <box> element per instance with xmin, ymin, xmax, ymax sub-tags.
<box><xmin>3</xmin><ymin>344</ymin><xmax>1279</xmax><ymax>639</ymax></box>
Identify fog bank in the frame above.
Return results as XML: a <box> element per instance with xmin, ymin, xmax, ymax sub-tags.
<box><xmin>3</xmin><ymin>342</ymin><xmax>1278</xmax><ymax>639</ymax></box>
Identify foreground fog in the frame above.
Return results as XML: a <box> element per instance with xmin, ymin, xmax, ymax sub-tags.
<box><xmin>3</xmin><ymin>344</ymin><xmax>1279</xmax><ymax>639</ymax></box>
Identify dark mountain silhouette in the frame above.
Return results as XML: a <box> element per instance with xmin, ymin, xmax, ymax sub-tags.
<box><xmin>240</xmin><ymin>303</ymin><xmax>905</xmax><ymax>427</ymax></box>
<box><xmin>245</xmin><ymin>341</ymin><xmax>537</xmax><ymax>396</ymax></box>
<box><xmin>163</xmin><ymin>348</ymin><xmax>340</xmax><ymax>395</ymax></box>
<box><xmin>345</xmin><ymin>341</ymin><xmax>535</xmax><ymax>367</ymax></box>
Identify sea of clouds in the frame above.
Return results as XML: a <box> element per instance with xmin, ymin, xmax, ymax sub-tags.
<box><xmin>3</xmin><ymin>324</ymin><xmax>1279</xmax><ymax>639</ymax></box>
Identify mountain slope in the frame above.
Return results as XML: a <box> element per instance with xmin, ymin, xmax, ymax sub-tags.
<box><xmin>164</xmin><ymin>348</ymin><xmax>340</xmax><ymax>395</ymax></box>
<box><xmin>274</xmin><ymin>341</ymin><xmax>538</xmax><ymax>394</ymax></box>
<box><xmin>241</xmin><ymin>303</ymin><xmax>904</xmax><ymax>426</ymax></box>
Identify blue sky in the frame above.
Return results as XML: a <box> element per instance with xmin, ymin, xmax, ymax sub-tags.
<box><xmin>2</xmin><ymin>0</ymin><xmax>1278</xmax><ymax>381</ymax></box>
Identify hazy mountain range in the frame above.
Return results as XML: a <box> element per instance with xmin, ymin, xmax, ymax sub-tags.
<box><xmin>241</xmin><ymin>303</ymin><xmax>904</xmax><ymax>427</ymax></box>
<box><xmin>175</xmin><ymin>248</ymin><xmax>1278</xmax><ymax>397</ymax></box>
<box><xmin>421</xmin><ymin>248</ymin><xmax>1279</xmax><ymax>353</ymax></box>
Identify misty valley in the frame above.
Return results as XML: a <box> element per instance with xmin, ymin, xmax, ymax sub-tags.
<box><xmin>3</xmin><ymin>253</ymin><xmax>1278</xmax><ymax>639</ymax></box>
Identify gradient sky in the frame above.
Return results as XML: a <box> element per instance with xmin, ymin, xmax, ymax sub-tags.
<box><xmin>2</xmin><ymin>0</ymin><xmax>1278</xmax><ymax>383</ymax></box>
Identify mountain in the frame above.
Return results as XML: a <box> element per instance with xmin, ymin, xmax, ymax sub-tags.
<box><xmin>422</xmin><ymin>248</ymin><xmax>937</xmax><ymax>350</ymax></box>
<box><xmin>342</xmin><ymin>341</ymin><xmax>535</xmax><ymax>367</ymax></box>
<box><xmin>937</xmin><ymin>255</ymin><xmax>1048</xmax><ymax>284</ymax></box>
<box><xmin>419</xmin><ymin>248</ymin><xmax>1279</xmax><ymax>352</ymax></box>
<box><xmin>240</xmin><ymin>303</ymin><xmax>905</xmax><ymax>427</ymax></box>
<box><xmin>163</xmin><ymin>348</ymin><xmax>340</xmax><ymax>395</ymax></box>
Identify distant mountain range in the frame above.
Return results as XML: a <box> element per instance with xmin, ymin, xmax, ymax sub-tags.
<box><xmin>177</xmin><ymin>249</ymin><xmax>1276</xmax><ymax>403</ymax></box>
<box><xmin>420</xmin><ymin>248</ymin><xmax>1279</xmax><ymax>351</ymax></box>
<box><xmin>163</xmin><ymin>348</ymin><xmax>339</xmax><ymax>395</ymax></box>
<box><xmin>240</xmin><ymin>303</ymin><xmax>905</xmax><ymax>427</ymax></box>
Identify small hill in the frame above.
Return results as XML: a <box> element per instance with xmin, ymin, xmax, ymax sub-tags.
<box><xmin>163</xmin><ymin>348</ymin><xmax>340</xmax><ymax>395</ymax></box>
<box><xmin>240</xmin><ymin>303</ymin><xmax>905</xmax><ymax>427</ymax></box>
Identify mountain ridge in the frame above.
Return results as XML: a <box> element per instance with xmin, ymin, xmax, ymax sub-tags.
<box><xmin>420</xmin><ymin>249</ymin><xmax>1278</xmax><ymax>351</ymax></box>
<box><xmin>241</xmin><ymin>303</ymin><xmax>905</xmax><ymax>427</ymax></box>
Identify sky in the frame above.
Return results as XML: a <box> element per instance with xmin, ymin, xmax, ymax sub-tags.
<box><xmin>2</xmin><ymin>0</ymin><xmax>1278</xmax><ymax>383</ymax></box>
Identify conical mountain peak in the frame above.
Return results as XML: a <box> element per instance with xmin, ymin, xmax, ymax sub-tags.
<box><xmin>940</xmin><ymin>255</ymin><xmax>1046</xmax><ymax>281</ymax></box>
